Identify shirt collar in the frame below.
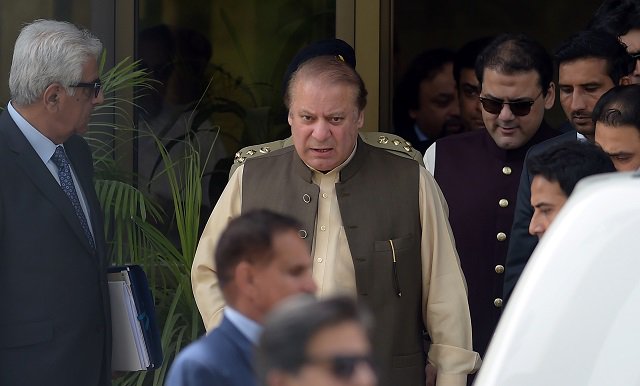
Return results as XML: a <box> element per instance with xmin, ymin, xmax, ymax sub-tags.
<box><xmin>576</xmin><ymin>132</ymin><xmax>587</xmax><ymax>141</ymax></box>
<box><xmin>7</xmin><ymin>101</ymin><xmax>59</xmax><ymax>162</ymax></box>
<box><xmin>224</xmin><ymin>306</ymin><xmax>262</xmax><ymax>345</ymax></box>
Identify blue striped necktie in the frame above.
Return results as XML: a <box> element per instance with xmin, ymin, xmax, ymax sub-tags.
<box><xmin>51</xmin><ymin>146</ymin><xmax>96</xmax><ymax>250</ymax></box>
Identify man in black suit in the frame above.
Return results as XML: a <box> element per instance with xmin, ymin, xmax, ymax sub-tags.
<box><xmin>0</xmin><ymin>20</ymin><xmax>110</xmax><ymax>386</ymax></box>
<box><xmin>503</xmin><ymin>30</ymin><xmax>634</xmax><ymax>302</ymax></box>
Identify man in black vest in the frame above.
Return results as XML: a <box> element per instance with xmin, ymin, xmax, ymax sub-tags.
<box><xmin>423</xmin><ymin>34</ymin><xmax>561</xmax><ymax>366</ymax></box>
<box><xmin>503</xmin><ymin>30</ymin><xmax>634</xmax><ymax>303</ymax></box>
<box><xmin>192</xmin><ymin>40</ymin><xmax>480</xmax><ymax>386</ymax></box>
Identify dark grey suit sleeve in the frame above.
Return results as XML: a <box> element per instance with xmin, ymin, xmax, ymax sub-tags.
<box><xmin>503</xmin><ymin>151</ymin><xmax>538</xmax><ymax>302</ymax></box>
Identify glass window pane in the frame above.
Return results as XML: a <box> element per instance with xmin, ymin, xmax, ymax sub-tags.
<box><xmin>136</xmin><ymin>0</ymin><xmax>336</xmax><ymax>209</ymax></box>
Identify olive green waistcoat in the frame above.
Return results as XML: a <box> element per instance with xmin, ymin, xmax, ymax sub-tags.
<box><xmin>242</xmin><ymin>137</ymin><xmax>426</xmax><ymax>386</ymax></box>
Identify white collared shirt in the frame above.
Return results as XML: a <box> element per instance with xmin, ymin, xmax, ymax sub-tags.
<box><xmin>224</xmin><ymin>306</ymin><xmax>262</xmax><ymax>345</ymax></box>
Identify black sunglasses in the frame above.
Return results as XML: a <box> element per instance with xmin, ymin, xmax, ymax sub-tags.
<box><xmin>70</xmin><ymin>78</ymin><xmax>102</xmax><ymax>98</ymax></box>
<box><xmin>479</xmin><ymin>90</ymin><xmax>542</xmax><ymax>117</ymax></box>
<box><xmin>304</xmin><ymin>354</ymin><xmax>375</xmax><ymax>379</ymax></box>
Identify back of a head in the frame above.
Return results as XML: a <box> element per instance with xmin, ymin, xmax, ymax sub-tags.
<box><xmin>593</xmin><ymin>84</ymin><xmax>640</xmax><ymax>130</ymax></box>
<box><xmin>554</xmin><ymin>30</ymin><xmax>635</xmax><ymax>85</ymax></box>
<box><xmin>475</xmin><ymin>33</ymin><xmax>553</xmax><ymax>95</ymax></box>
<box><xmin>285</xmin><ymin>55</ymin><xmax>367</xmax><ymax>112</ymax></box>
<box><xmin>393</xmin><ymin>48</ymin><xmax>456</xmax><ymax>129</ymax></box>
<box><xmin>528</xmin><ymin>140</ymin><xmax>616</xmax><ymax>196</ymax></box>
<box><xmin>257</xmin><ymin>294</ymin><xmax>372</xmax><ymax>386</ymax></box>
<box><xmin>454</xmin><ymin>37</ymin><xmax>494</xmax><ymax>84</ymax></box>
<box><xmin>588</xmin><ymin>0</ymin><xmax>640</xmax><ymax>37</ymax></box>
<box><xmin>9</xmin><ymin>19</ymin><xmax>103</xmax><ymax>106</ymax></box>
<box><xmin>215</xmin><ymin>210</ymin><xmax>302</xmax><ymax>292</ymax></box>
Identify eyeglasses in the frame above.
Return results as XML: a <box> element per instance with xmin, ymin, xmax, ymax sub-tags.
<box><xmin>70</xmin><ymin>78</ymin><xmax>102</xmax><ymax>98</ymax></box>
<box><xmin>479</xmin><ymin>90</ymin><xmax>543</xmax><ymax>116</ymax></box>
<box><xmin>304</xmin><ymin>354</ymin><xmax>375</xmax><ymax>379</ymax></box>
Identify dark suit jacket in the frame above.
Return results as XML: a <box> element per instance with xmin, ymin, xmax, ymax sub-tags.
<box><xmin>503</xmin><ymin>130</ymin><xmax>578</xmax><ymax>302</ymax></box>
<box><xmin>0</xmin><ymin>110</ymin><xmax>111</xmax><ymax>386</ymax></box>
<box><xmin>165</xmin><ymin>316</ymin><xmax>256</xmax><ymax>386</ymax></box>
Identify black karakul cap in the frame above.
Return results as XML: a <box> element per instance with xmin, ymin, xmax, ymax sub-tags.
<box><xmin>282</xmin><ymin>38</ymin><xmax>356</xmax><ymax>95</ymax></box>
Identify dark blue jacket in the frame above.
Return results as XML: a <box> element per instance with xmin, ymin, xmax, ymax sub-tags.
<box><xmin>166</xmin><ymin>316</ymin><xmax>256</xmax><ymax>386</ymax></box>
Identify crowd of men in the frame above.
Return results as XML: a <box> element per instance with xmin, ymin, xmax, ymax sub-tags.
<box><xmin>3</xmin><ymin>0</ymin><xmax>640</xmax><ymax>385</ymax></box>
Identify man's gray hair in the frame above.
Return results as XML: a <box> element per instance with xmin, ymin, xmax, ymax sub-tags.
<box><xmin>9</xmin><ymin>19</ymin><xmax>103</xmax><ymax>105</ymax></box>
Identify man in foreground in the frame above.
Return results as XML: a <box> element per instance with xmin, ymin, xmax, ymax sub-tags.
<box><xmin>167</xmin><ymin>210</ymin><xmax>317</xmax><ymax>386</ymax></box>
<box><xmin>192</xmin><ymin>40</ymin><xmax>480</xmax><ymax>386</ymax></box>
<box><xmin>0</xmin><ymin>19</ymin><xmax>110</xmax><ymax>386</ymax></box>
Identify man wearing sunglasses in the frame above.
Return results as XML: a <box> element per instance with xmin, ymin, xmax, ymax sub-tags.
<box><xmin>0</xmin><ymin>20</ymin><xmax>109</xmax><ymax>386</ymax></box>
<box><xmin>257</xmin><ymin>295</ymin><xmax>377</xmax><ymax>386</ymax></box>
<box><xmin>503</xmin><ymin>30</ymin><xmax>633</xmax><ymax>304</ymax></box>
<box><xmin>423</xmin><ymin>34</ymin><xmax>560</xmax><ymax>367</ymax></box>
<box><xmin>454</xmin><ymin>36</ymin><xmax>494</xmax><ymax>132</ymax></box>
<box><xmin>589</xmin><ymin>0</ymin><xmax>640</xmax><ymax>84</ymax></box>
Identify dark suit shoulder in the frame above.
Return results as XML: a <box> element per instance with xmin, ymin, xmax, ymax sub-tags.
<box><xmin>166</xmin><ymin>317</ymin><xmax>255</xmax><ymax>386</ymax></box>
<box><xmin>527</xmin><ymin>131</ymin><xmax>577</xmax><ymax>158</ymax></box>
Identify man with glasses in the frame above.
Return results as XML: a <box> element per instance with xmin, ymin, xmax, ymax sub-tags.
<box><xmin>0</xmin><ymin>20</ymin><xmax>109</xmax><ymax>386</ymax></box>
<box><xmin>503</xmin><ymin>30</ymin><xmax>633</xmax><ymax>303</ymax></box>
<box><xmin>423</xmin><ymin>34</ymin><xmax>560</xmax><ymax>366</ymax></box>
<box><xmin>257</xmin><ymin>295</ymin><xmax>377</xmax><ymax>386</ymax></box>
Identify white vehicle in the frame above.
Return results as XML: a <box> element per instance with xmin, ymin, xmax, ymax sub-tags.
<box><xmin>474</xmin><ymin>171</ymin><xmax>640</xmax><ymax>386</ymax></box>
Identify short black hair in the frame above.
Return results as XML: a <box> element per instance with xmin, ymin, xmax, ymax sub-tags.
<box><xmin>454</xmin><ymin>36</ymin><xmax>494</xmax><ymax>84</ymax></box>
<box><xmin>554</xmin><ymin>30</ymin><xmax>634</xmax><ymax>85</ymax></box>
<box><xmin>475</xmin><ymin>33</ymin><xmax>553</xmax><ymax>96</ymax></box>
<box><xmin>393</xmin><ymin>48</ymin><xmax>456</xmax><ymax>130</ymax></box>
<box><xmin>215</xmin><ymin>210</ymin><xmax>302</xmax><ymax>289</ymax></box>
<box><xmin>257</xmin><ymin>295</ymin><xmax>373</xmax><ymax>383</ymax></box>
<box><xmin>528</xmin><ymin>140</ymin><xmax>616</xmax><ymax>196</ymax></box>
<box><xmin>588</xmin><ymin>0</ymin><xmax>640</xmax><ymax>37</ymax></box>
<box><xmin>593</xmin><ymin>85</ymin><xmax>640</xmax><ymax>133</ymax></box>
